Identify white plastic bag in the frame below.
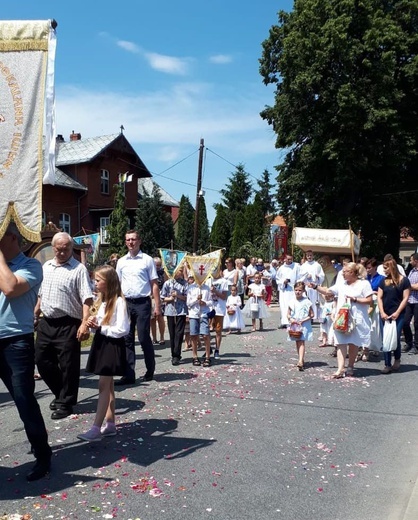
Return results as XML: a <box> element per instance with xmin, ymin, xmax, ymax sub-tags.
<box><xmin>382</xmin><ymin>320</ymin><xmax>397</xmax><ymax>352</ymax></box>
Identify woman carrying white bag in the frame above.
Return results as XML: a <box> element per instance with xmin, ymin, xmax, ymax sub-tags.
<box><xmin>377</xmin><ymin>259</ymin><xmax>410</xmax><ymax>374</ymax></box>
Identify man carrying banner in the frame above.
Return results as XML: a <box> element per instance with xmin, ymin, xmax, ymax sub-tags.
<box><xmin>0</xmin><ymin>222</ymin><xmax>52</xmax><ymax>481</ymax></box>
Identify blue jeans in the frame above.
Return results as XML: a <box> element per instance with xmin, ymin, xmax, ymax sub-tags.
<box><xmin>0</xmin><ymin>334</ymin><xmax>51</xmax><ymax>461</ymax></box>
<box><xmin>381</xmin><ymin>315</ymin><xmax>405</xmax><ymax>367</ymax></box>
<box><xmin>125</xmin><ymin>298</ymin><xmax>155</xmax><ymax>379</ymax></box>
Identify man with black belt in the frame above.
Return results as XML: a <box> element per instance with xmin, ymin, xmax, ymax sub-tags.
<box><xmin>0</xmin><ymin>221</ymin><xmax>52</xmax><ymax>480</ymax></box>
<box><xmin>115</xmin><ymin>230</ymin><xmax>161</xmax><ymax>384</ymax></box>
<box><xmin>35</xmin><ymin>232</ymin><xmax>93</xmax><ymax>419</ymax></box>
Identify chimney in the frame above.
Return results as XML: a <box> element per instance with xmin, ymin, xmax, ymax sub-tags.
<box><xmin>70</xmin><ymin>131</ymin><xmax>81</xmax><ymax>141</ymax></box>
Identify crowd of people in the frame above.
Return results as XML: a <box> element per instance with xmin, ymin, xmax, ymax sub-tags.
<box><xmin>1</xmin><ymin>221</ymin><xmax>416</xmax><ymax>480</ymax></box>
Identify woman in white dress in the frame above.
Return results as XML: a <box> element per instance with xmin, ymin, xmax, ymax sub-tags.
<box><xmin>313</xmin><ymin>262</ymin><xmax>373</xmax><ymax>378</ymax></box>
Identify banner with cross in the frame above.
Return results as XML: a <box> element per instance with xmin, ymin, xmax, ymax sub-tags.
<box><xmin>186</xmin><ymin>255</ymin><xmax>219</xmax><ymax>286</ymax></box>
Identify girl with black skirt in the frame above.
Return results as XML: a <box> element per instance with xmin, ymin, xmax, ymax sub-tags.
<box><xmin>78</xmin><ymin>265</ymin><xmax>130</xmax><ymax>442</ymax></box>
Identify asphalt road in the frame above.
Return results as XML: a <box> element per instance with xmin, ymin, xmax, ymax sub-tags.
<box><xmin>1</xmin><ymin>304</ymin><xmax>418</xmax><ymax>520</ymax></box>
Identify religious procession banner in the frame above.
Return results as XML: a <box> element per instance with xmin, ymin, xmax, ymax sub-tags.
<box><xmin>186</xmin><ymin>255</ymin><xmax>220</xmax><ymax>286</ymax></box>
<box><xmin>0</xmin><ymin>20</ymin><xmax>57</xmax><ymax>242</ymax></box>
<box><xmin>159</xmin><ymin>248</ymin><xmax>187</xmax><ymax>278</ymax></box>
<box><xmin>73</xmin><ymin>233</ymin><xmax>101</xmax><ymax>266</ymax></box>
<box><xmin>202</xmin><ymin>248</ymin><xmax>223</xmax><ymax>277</ymax></box>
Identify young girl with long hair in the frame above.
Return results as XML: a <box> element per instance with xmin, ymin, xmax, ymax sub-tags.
<box><xmin>78</xmin><ymin>265</ymin><xmax>130</xmax><ymax>441</ymax></box>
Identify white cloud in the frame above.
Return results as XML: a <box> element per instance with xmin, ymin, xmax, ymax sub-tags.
<box><xmin>144</xmin><ymin>52</ymin><xmax>191</xmax><ymax>75</ymax></box>
<box><xmin>112</xmin><ymin>35</ymin><xmax>191</xmax><ymax>75</ymax></box>
<box><xmin>209</xmin><ymin>54</ymin><xmax>233</xmax><ymax>64</ymax></box>
<box><xmin>117</xmin><ymin>40</ymin><xmax>141</xmax><ymax>54</ymax></box>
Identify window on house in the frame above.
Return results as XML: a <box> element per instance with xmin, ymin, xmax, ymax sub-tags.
<box><xmin>100</xmin><ymin>216</ymin><xmax>110</xmax><ymax>244</ymax></box>
<box><xmin>101</xmin><ymin>169</ymin><xmax>109</xmax><ymax>194</ymax></box>
<box><xmin>59</xmin><ymin>213</ymin><xmax>71</xmax><ymax>234</ymax></box>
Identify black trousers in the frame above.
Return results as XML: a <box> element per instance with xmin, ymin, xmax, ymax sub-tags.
<box><xmin>166</xmin><ymin>315</ymin><xmax>186</xmax><ymax>359</ymax></box>
<box><xmin>403</xmin><ymin>302</ymin><xmax>418</xmax><ymax>348</ymax></box>
<box><xmin>35</xmin><ymin>316</ymin><xmax>81</xmax><ymax>408</ymax></box>
<box><xmin>125</xmin><ymin>297</ymin><xmax>155</xmax><ymax>379</ymax></box>
<box><xmin>0</xmin><ymin>333</ymin><xmax>51</xmax><ymax>461</ymax></box>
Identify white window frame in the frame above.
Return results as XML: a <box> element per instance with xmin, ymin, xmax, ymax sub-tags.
<box><xmin>59</xmin><ymin>213</ymin><xmax>71</xmax><ymax>234</ymax></box>
<box><xmin>100</xmin><ymin>169</ymin><xmax>110</xmax><ymax>194</ymax></box>
<box><xmin>100</xmin><ymin>216</ymin><xmax>110</xmax><ymax>244</ymax></box>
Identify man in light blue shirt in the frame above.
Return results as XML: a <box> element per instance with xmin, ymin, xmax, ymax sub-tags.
<box><xmin>0</xmin><ymin>222</ymin><xmax>52</xmax><ymax>481</ymax></box>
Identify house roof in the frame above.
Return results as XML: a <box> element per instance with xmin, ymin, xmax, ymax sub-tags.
<box><xmin>55</xmin><ymin>167</ymin><xmax>87</xmax><ymax>191</ymax></box>
<box><xmin>56</xmin><ymin>134</ymin><xmax>120</xmax><ymax>166</ymax></box>
<box><xmin>138</xmin><ymin>177</ymin><xmax>179</xmax><ymax>207</ymax></box>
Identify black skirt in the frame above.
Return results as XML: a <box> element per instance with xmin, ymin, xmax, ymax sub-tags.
<box><xmin>85</xmin><ymin>331</ymin><xmax>126</xmax><ymax>376</ymax></box>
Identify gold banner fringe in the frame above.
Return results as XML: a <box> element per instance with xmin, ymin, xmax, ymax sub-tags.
<box><xmin>0</xmin><ymin>202</ymin><xmax>41</xmax><ymax>242</ymax></box>
<box><xmin>0</xmin><ymin>40</ymin><xmax>48</xmax><ymax>52</ymax></box>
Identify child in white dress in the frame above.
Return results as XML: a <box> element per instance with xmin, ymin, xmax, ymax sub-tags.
<box><xmin>223</xmin><ymin>285</ymin><xmax>245</xmax><ymax>333</ymax></box>
<box><xmin>287</xmin><ymin>281</ymin><xmax>314</xmax><ymax>371</ymax></box>
<box><xmin>244</xmin><ymin>273</ymin><xmax>269</xmax><ymax>331</ymax></box>
<box><xmin>319</xmin><ymin>293</ymin><xmax>336</xmax><ymax>347</ymax></box>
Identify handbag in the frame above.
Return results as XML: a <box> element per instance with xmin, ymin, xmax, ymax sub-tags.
<box><xmin>382</xmin><ymin>319</ymin><xmax>397</xmax><ymax>352</ymax></box>
<box><xmin>227</xmin><ymin>307</ymin><xmax>236</xmax><ymax>315</ymax></box>
<box><xmin>288</xmin><ymin>322</ymin><xmax>303</xmax><ymax>338</ymax></box>
<box><xmin>334</xmin><ymin>302</ymin><xmax>355</xmax><ymax>334</ymax></box>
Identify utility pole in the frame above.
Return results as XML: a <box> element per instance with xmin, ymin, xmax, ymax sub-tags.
<box><xmin>193</xmin><ymin>138</ymin><xmax>204</xmax><ymax>253</ymax></box>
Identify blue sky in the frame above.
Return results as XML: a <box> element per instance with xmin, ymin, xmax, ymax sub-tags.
<box><xmin>3</xmin><ymin>1</ymin><xmax>294</xmax><ymax>224</ymax></box>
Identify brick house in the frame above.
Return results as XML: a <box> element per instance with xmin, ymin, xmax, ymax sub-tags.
<box><xmin>42</xmin><ymin>131</ymin><xmax>179</xmax><ymax>243</ymax></box>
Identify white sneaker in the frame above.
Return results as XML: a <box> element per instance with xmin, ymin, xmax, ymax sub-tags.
<box><xmin>100</xmin><ymin>424</ymin><xmax>117</xmax><ymax>437</ymax></box>
<box><xmin>77</xmin><ymin>429</ymin><xmax>102</xmax><ymax>442</ymax></box>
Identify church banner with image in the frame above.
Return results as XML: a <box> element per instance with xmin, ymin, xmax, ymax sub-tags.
<box><xmin>0</xmin><ymin>20</ymin><xmax>57</xmax><ymax>241</ymax></box>
<box><xmin>160</xmin><ymin>249</ymin><xmax>187</xmax><ymax>278</ymax></box>
<box><xmin>186</xmin><ymin>255</ymin><xmax>220</xmax><ymax>286</ymax></box>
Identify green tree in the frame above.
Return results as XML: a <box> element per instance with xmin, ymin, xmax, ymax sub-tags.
<box><xmin>197</xmin><ymin>196</ymin><xmax>210</xmax><ymax>253</ymax></box>
<box><xmin>176</xmin><ymin>195</ymin><xmax>195</xmax><ymax>252</ymax></box>
<box><xmin>256</xmin><ymin>168</ymin><xmax>276</xmax><ymax>217</ymax></box>
<box><xmin>231</xmin><ymin>194</ymin><xmax>267</xmax><ymax>258</ymax></box>
<box><xmin>210</xmin><ymin>204</ymin><xmax>231</xmax><ymax>255</ymax></box>
<box><xmin>135</xmin><ymin>184</ymin><xmax>174</xmax><ymax>256</ymax></box>
<box><xmin>107</xmin><ymin>184</ymin><xmax>128</xmax><ymax>257</ymax></box>
<box><xmin>217</xmin><ymin>164</ymin><xmax>253</xmax><ymax>251</ymax></box>
<box><xmin>260</xmin><ymin>0</ymin><xmax>418</xmax><ymax>258</ymax></box>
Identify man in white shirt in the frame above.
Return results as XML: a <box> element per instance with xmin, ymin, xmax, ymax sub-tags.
<box><xmin>276</xmin><ymin>254</ymin><xmax>300</xmax><ymax>328</ymax></box>
<box><xmin>298</xmin><ymin>250</ymin><xmax>325</xmax><ymax>320</ymax></box>
<box><xmin>116</xmin><ymin>230</ymin><xmax>161</xmax><ymax>384</ymax></box>
<box><xmin>377</xmin><ymin>254</ymin><xmax>406</xmax><ymax>276</ymax></box>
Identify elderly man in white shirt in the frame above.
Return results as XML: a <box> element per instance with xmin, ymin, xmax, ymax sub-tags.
<box><xmin>298</xmin><ymin>250</ymin><xmax>325</xmax><ymax>320</ymax></box>
<box><xmin>276</xmin><ymin>254</ymin><xmax>300</xmax><ymax>328</ymax></box>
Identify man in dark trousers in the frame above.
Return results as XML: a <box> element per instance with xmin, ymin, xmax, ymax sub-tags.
<box><xmin>35</xmin><ymin>232</ymin><xmax>93</xmax><ymax>419</ymax></box>
<box><xmin>0</xmin><ymin>221</ymin><xmax>52</xmax><ymax>481</ymax></box>
<box><xmin>115</xmin><ymin>230</ymin><xmax>161</xmax><ymax>384</ymax></box>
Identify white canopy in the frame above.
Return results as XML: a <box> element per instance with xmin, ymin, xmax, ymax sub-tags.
<box><xmin>292</xmin><ymin>227</ymin><xmax>361</xmax><ymax>256</ymax></box>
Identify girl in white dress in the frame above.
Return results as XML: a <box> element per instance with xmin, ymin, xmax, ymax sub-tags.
<box><xmin>287</xmin><ymin>281</ymin><xmax>314</xmax><ymax>370</ymax></box>
<box><xmin>223</xmin><ymin>285</ymin><xmax>245</xmax><ymax>333</ymax></box>
<box><xmin>244</xmin><ymin>273</ymin><xmax>269</xmax><ymax>331</ymax></box>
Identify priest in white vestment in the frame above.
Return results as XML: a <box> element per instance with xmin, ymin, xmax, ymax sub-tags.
<box><xmin>298</xmin><ymin>250</ymin><xmax>325</xmax><ymax>320</ymax></box>
<box><xmin>276</xmin><ymin>254</ymin><xmax>300</xmax><ymax>328</ymax></box>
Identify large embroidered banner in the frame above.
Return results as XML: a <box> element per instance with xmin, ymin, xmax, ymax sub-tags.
<box><xmin>0</xmin><ymin>20</ymin><xmax>57</xmax><ymax>242</ymax></box>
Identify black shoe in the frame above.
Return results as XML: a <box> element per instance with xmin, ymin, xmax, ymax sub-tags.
<box><xmin>171</xmin><ymin>357</ymin><xmax>180</xmax><ymax>366</ymax></box>
<box><xmin>26</xmin><ymin>459</ymin><xmax>51</xmax><ymax>482</ymax></box>
<box><xmin>114</xmin><ymin>377</ymin><xmax>136</xmax><ymax>386</ymax></box>
<box><xmin>49</xmin><ymin>399</ymin><xmax>57</xmax><ymax>411</ymax></box>
<box><xmin>51</xmin><ymin>407</ymin><xmax>73</xmax><ymax>420</ymax></box>
<box><xmin>141</xmin><ymin>373</ymin><xmax>154</xmax><ymax>382</ymax></box>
